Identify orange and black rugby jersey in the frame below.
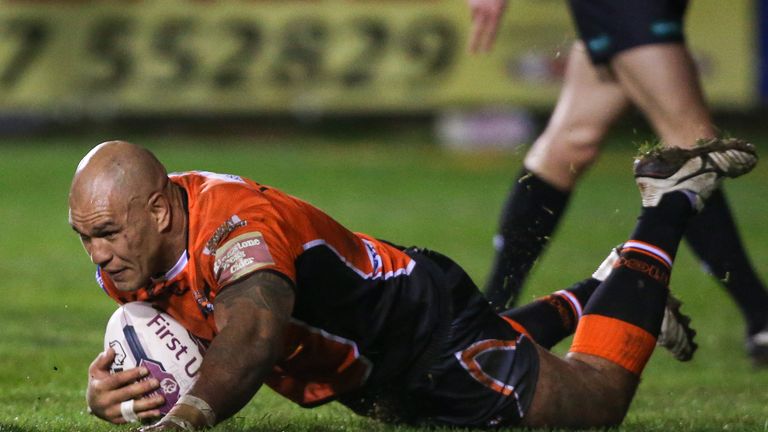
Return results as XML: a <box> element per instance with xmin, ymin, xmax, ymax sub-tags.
<box><xmin>97</xmin><ymin>171</ymin><xmax>446</xmax><ymax>407</ymax></box>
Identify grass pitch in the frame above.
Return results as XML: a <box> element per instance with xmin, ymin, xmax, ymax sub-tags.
<box><xmin>0</xmin><ymin>129</ymin><xmax>766</xmax><ymax>431</ymax></box>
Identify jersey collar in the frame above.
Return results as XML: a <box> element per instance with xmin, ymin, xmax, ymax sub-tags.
<box><xmin>152</xmin><ymin>250</ymin><xmax>189</xmax><ymax>283</ymax></box>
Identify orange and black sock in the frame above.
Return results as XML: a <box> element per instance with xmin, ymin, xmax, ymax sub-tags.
<box><xmin>501</xmin><ymin>278</ymin><xmax>599</xmax><ymax>349</ymax></box>
<box><xmin>570</xmin><ymin>192</ymin><xmax>694</xmax><ymax>374</ymax></box>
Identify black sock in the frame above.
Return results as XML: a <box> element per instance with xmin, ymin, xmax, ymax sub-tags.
<box><xmin>583</xmin><ymin>192</ymin><xmax>695</xmax><ymax>335</ymax></box>
<box><xmin>502</xmin><ymin>278</ymin><xmax>600</xmax><ymax>349</ymax></box>
<box><xmin>684</xmin><ymin>188</ymin><xmax>768</xmax><ymax>335</ymax></box>
<box><xmin>486</xmin><ymin>169</ymin><xmax>570</xmax><ymax>311</ymax></box>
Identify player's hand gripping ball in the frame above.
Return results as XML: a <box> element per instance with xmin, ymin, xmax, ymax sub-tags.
<box><xmin>104</xmin><ymin>302</ymin><xmax>206</xmax><ymax>414</ymax></box>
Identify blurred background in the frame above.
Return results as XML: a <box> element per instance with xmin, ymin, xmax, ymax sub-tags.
<box><xmin>0</xmin><ymin>0</ymin><xmax>763</xmax><ymax>141</ymax></box>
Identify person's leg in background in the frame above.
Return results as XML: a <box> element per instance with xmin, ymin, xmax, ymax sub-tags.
<box><xmin>485</xmin><ymin>42</ymin><xmax>629</xmax><ymax>310</ymax></box>
<box><xmin>683</xmin><ymin>189</ymin><xmax>768</xmax><ymax>363</ymax></box>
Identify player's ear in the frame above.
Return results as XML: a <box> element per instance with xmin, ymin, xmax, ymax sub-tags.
<box><xmin>148</xmin><ymin>191</ymin><xmax>172</xmax><ymax>232</ymax></box>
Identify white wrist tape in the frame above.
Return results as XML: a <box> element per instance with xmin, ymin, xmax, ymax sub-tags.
<box><xmin>120</xmin><ymin>399</ymin><xmax>139</xmax><ymax>423</ymax></box>
<box><xmin>177</xmin><ymin>394</ymin><xmax>217</xmax><ymax>427</ymax></box>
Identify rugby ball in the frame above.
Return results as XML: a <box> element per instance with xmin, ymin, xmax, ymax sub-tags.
<box><xmin>104</xmin><ymin>302</ymin><xmax>205</xmax><ymax>414</ymax></box>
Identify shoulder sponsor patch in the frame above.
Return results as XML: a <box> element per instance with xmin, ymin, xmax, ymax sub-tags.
<box><xmin>214</xmin><ymin>232</ymin><xmax>275</xmax><ymax>285</ymax></box>
<box><xmin>204</xmin><ymin>215</ymin><xmax>247</xmax><ymax>255</ymax></box>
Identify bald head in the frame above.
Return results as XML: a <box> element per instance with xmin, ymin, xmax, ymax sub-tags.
<box><xmin>70</xmin><ymin>141</ymin><xmax>168</xmax><ymax>210</ymax></box>
<box><xmin>69</xmin><ymin>141</ymin><xmax>185</xmax><ymax>291</ymax></box>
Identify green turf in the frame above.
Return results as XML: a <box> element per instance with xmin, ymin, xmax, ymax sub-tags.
<box><xmin>0</xmin><ymin>130</ymin><xmax>766</xmax><ymax>431</ymax></box>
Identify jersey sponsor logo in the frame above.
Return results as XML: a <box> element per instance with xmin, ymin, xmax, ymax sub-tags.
<box><xmin>204</xmin><ymin>215</ymin><xmax>247</xmax><ymax>255</ymax></box>
<box><xmin>214</xmin><ymin>232</ymin><xmax>275</xmax><ymax>285</ymax></box>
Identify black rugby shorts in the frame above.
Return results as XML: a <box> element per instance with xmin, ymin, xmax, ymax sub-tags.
<box><xmin>569</xmin><ymin>0</ymin><xmax>689</xmax><ymax>64</ymax></box>
<box><xmin>405</xmin><ymin>249</ymin><xmax>540</xmax><ymax>428</ymax></box>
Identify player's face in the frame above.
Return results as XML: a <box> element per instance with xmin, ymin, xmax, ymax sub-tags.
<box><xmin>69</xmin><ymin>192</ymin><xmax>163</xmax><ymax>291</ymax></box>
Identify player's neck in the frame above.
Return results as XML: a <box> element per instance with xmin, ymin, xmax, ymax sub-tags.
<box><xmin>161</xmin><ymin>184</ymin><xmax>189</xmax><ymax>276</ymax></box>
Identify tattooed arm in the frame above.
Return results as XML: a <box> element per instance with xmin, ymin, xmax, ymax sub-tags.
<box><xmin>142</xmin><ymin>271</ymin><xmax>295</xmax><ymax>430</ymax></box>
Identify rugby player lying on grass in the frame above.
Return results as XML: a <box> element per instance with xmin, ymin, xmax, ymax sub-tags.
<box><xmin>69</xmin><ymin>139</ymin><xmax>756</xmax><ymax>429</ymax></box>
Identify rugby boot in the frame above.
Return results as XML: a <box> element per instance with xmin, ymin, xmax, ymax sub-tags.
<box><xmin>657</xmin><ymin>294</ymin><xmax>697</xmax><ymax>361</ymax></box>
<box><xmin>634</xmin><ymin>138</ymin><xmax>757</xmax><ymax>210</ymax></box>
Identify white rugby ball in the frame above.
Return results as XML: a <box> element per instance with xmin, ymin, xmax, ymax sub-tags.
<box><xmin>104</xmin><ymin>302</ymin><xmax>205</xmax><ymax>414</ymax></box>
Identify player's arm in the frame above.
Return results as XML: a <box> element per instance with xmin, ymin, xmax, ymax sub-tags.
<box><xmin>142</xmin><ymin>270</ymin><xmax>295</xmax><ymax>430</ymax></box>
<box><xmin>467</xmin><ymin>0</ymin><xmax>508</xmax><ymax>53</ymax></box>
